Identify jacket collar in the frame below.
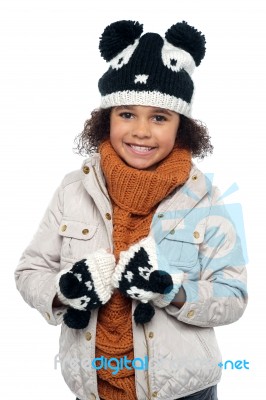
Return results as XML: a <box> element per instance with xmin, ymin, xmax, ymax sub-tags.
<box><xmin>82</xmin><ymin>153</ymin><xmax>109</xmax><ymax>200</ymax></box>
<box><xmin>81</xmin><ymin>155</ymin><xmax>212</xmax><ymax>242</ymax></box>
<box><xmin>82</xmin><ymin>155</ymin><xmax>210</xmax><ymax>197</ymax></box>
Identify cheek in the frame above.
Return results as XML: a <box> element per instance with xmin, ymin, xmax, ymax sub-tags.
<box><xmin>109</xmin><ymin>131</ymin><xmax>118</xmax><ymax>150</ymax></box>
<box><xmin>109</xmin><ymin>114</ymin><xmax>119</xmax><ymax>139</ymax></box>
<box><xmin>163</xmin><ymin>129</ymin><xmax>178</xmax><ymax>150</ymax></box>
<box><xmin>160</xmin><ymin>136</ymin><xmax>177</xmax><ymax>158</ymax></box>
<box><xmin>165</xmin><ymin>138</ymin><xmax>176</xmax><ymax>153</ymax></box>
<box><xmin>170</xmin><ymin>123</ymin><xmax>179</xmax><ymax>146</ymax></box>
<box><xmin>109</xmin><ymin>121</ymin><xmax>121</xmax><ymax>146</ymax></box>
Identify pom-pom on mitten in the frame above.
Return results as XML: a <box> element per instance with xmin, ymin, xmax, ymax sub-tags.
<box><xmin>56</xmin><ymin>249</ymin><xmax>115</xmax><ymax>329</ymax></box>
<box><xmin>112</xmin><ymin>237</ymin><xmax>183</xmax><ymax>324</ymax></box>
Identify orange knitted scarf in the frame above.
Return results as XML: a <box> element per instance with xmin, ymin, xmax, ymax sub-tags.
<box><xmin>95</xmin><ymin>139</ymin><xmax>191</xmax><ymax>400</ymax></box>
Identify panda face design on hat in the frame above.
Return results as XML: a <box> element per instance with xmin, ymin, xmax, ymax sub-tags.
<box><xmin>98</xmin><ymin>20</ymin><xmax>206</xmax><ymax>117</ymax></box>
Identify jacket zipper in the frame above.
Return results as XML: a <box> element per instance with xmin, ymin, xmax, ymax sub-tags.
<box><xmin>143</xmin><ymin>324</ymin><xmax>152</xmax><ymax>400</ymax></box>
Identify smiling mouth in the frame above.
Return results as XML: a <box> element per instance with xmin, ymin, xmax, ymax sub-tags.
<box><xmin>126</xmin><ymin>144</ymin><xmax>156</xmax><ymax>153</ymax></box>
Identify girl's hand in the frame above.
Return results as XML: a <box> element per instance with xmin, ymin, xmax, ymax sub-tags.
<box><xmin>111</xmin><ymin>237</ymin><xmax>184</xmax><ymax>323</ymax></box>
<box><xmin>55</xmin><ymin>249</ymin><xmax>116</xmax><ymax>329</ymax></box>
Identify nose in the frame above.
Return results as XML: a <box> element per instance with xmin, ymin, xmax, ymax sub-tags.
<box><xmin>132</xmin><ymin>119</ymin><xmax>151</xmax><ymax>139</ymax></box>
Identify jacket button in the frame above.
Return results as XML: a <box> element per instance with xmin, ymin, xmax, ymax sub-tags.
<box><xmin>105</xmin><ymin>213</ymin><xmax>112</xmax><ymax>220</ymax></box>
<box><xmin>61</xmin><ymin>224</ymin><xmax>67</xmax><ymax>232</ymax></box>
<box><xmin>187</xmin><ymin>310</ymin><xmax>195</xmax><ymax>318</ymax></box>
<box><xmin>158</xmin><ymin>213</ymin><xmax>164</xmax><ymax>218</ymax></box>
<box><xmin>82</xmin><ymin>228</ymin><xmax>89</xmax><ymax>235</ymax></box>
<box><xmin>45</xmin><ymin>312</ymin><xmax>50</xmax><ymax>320</ymax></box>
<box><xmin>192</xmin><ymin>175</ymin><xmax>198</xmax><ymax>181</ymax></box>
<box><xmin>152</xmin><ymin>391</ymin><xmax>158</xmax><ymax>397</ymax></box>
<box><xmin>148</xmin><ymin>331</ymin><xmax>154</xmax><ymax>339</ymax></box>
<box><xmin>170</xmin><ymin>229</ymin><xmax>175</xmax><ymax>235</ymax></box>
<box><xmin>83</xmin><ymin>166</ymin><xmax>90</xmax><ymax>174</ymax></box>
<box><xmin>193</xmin><ymin>231</ymin><xmax>200</xmax><ymax>239</ymax></box>
<box><xmin>85</xmin><ymin>332</ymin><xmax>92</xmax><ymax>341</ymax></box>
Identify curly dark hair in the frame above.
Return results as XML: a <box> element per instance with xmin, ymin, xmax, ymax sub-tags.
<box><xmin>73</xmin><ymin>108</ymin><xmax>213</xmax><ymax>159</ymax></box>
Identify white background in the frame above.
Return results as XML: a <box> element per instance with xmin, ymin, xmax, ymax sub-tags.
<box><xmin>1</xmin><ymin>0</ymin><xmax>265</xmax><ymax>398</ymax></box>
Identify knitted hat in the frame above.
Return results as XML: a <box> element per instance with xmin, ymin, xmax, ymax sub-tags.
<box><xmin>98</xmin><ymin>20</ymin><xmax>206</xmax><ymax>117</ymax></box>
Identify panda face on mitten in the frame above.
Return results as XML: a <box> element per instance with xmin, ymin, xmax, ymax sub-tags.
<box><xmin>119</xmin><ymin>247</ymin><xmax>153</xmax><ymax>301</ymax></box>
<box><xmin>58</xmin><ymin>260</ymin><xmax>102</xmax><ymax>311</ymax></box>
<box><xmin>112</xmin><ymin>237</ymin><xmax>183</xmax><ymax>324</ymax></box>
<box><xmin>118</xmin><ymin>246</ymin><xmax>173</xmax><ymax>303</ymax></box>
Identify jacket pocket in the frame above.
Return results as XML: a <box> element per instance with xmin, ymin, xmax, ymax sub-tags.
<box><xmin>58</xmin><ymin>218</ymin><xmax>99</xmax><ymax>262</ymax></box>
<box><xmin>195</xmin><ymin>328</ymin><xmax>213</xmax><ymax>359</ymax></box>
<box><xmin>161</xmin><ymin>224</ymin><xmax>205</xmax><ymax>268</ymax></box>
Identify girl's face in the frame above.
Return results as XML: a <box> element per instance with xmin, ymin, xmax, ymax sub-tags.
<box><xmin>110</xmin><ymin>105</ymin><xmax>180</xmax><ymax>170</ymax></box>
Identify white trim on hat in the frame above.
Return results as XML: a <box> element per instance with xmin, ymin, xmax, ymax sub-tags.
<box><xmin>100</xmin><ymin>90</ymin><xmax>192</xmax><ymax>117</ymax></box>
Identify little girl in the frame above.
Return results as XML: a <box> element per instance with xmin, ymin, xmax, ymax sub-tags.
<box><xmin>15</xmin><ymin>20</ymin><xmax>248</xmax><ymax>400</ymax></box>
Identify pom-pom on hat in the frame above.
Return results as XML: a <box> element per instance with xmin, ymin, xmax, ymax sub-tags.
<box><xmin>98</xmin><ymin>20</ymin><xmax>206</xmax><ymax>117</ymax></box>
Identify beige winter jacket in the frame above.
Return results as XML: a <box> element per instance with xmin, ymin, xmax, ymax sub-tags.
<box><xmin>15</xmin><ymin>154</ymin><xmax>248</xmax><ymax>400</ymax></box>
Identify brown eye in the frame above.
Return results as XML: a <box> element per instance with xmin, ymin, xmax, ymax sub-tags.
<box><xmin>154</xmin><ymin>115</ymin><xmax>166</xmax><ymax>122</ymax></box>
<box><xmin>120</xmin><ymin>112</ymin><xmax>133</xmax><ymax>119</ymax></box>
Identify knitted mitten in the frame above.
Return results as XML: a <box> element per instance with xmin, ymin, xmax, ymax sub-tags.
<box><xmin>56</xmin><ymin>249</ymin><xmax>115</xmax><ymax>329</ymax></box>
<box><xmin>112</xmin><ymin>236</ymin><xmax>184</xmax><ymax>324</ymax></box>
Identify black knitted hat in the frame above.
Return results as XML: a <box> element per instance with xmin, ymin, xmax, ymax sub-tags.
<box><xmin>98</xmin><ymin>20</ymin><xmax>206</xmax><ymax>117</ymax></box>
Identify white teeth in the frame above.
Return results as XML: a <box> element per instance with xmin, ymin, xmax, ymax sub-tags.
<box><xmin>130</xmin><ymin>145</ymin><xmax>153</xmax><ymax>152</ymax></box>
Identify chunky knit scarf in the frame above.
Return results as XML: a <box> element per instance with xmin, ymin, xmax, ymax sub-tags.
<box><xmin>95</xmin><ymin>139</ymin><xmax>191</xmax><ymax>400</ymax></box>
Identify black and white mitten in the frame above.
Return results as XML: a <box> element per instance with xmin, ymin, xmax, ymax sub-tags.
<box><xmin>56</xmin><ymin>249</ymin><xmax>115</xmax><ymax>329</ymax></box>
<box><xmin>112</xmin><ymin>236</ymin><xmax>183</xmax><ymax>324</ymax></box>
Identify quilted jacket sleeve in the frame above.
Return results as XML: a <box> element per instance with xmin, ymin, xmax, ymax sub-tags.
<box><xmin>14</xmin><ymin>181</ymin><xmax>67</xmax><ymax>326</ymax></box>
<box><xmin>165</xmin><ymin>187</ymin><xmax>248</xmax><ymax>327</ymax></box>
